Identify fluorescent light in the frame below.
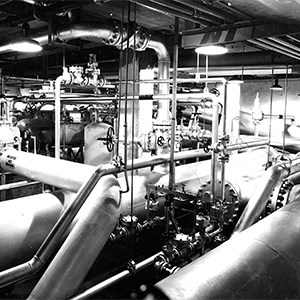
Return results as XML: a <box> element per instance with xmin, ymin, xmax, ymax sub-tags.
<box><xmin>195</xmin><ymin>45</ymin><xmax>228</xmax><ymax>55</ymax></box>
<box><xmin>10</xmin><ymin>37</ymin><xmax>42</xmax><ymax>53</ymax></box>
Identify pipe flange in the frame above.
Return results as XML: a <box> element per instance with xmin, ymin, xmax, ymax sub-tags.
<box><xmin>102</xmin><ymin>23</ymin><xmax>123</xmax><ymax>46</ymax></box>
<box><xmin>264</xmin><ymin>179</ymin><xmax>294</xmax><ymax>217</ymax></box>
<box><xmin>200</xmin><ymin>180</ymin><xmax>240</xmax><ymax>226</ymax></box>
<box><xmin>116</xmin><ymin>26</ymin><xmax>149</xmax><ymax>51</ymax></box>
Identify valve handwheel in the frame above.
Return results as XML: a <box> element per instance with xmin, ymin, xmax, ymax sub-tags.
<box><xmin>106</xmin><ymin>126</ymin><xmax>114</xmax><ymax>152</ymax></box>
<box><xmin>97</xmin><ymin>126</ymin><xmax>115</xmax><ymax>152</ymax></box>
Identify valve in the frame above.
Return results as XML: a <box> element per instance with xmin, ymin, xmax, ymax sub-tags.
<box><xmin>97</xmin><ymin>126</ymin><xmax>115</xmax><ymax>152</ymax></box>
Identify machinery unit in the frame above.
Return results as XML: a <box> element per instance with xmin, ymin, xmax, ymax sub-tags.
<box><xmin>0</xmin><ymin>1</ymin><xmax>300</xmax><ymax>299</ymax></box>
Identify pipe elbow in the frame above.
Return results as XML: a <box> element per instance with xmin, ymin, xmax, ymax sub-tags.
<box><xmin>148</xmin><ymin>36</ymin><xmax>170</xmax><ymax>61</ymax></box>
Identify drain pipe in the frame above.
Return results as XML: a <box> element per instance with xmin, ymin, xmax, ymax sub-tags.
<box><xmin>233</xmin><ymin>155</ymin><xmax>300</xmax><ymax>234</ymax></box>
<box><xmin>28</xmin><ymin>175</ymin><xmax>122</xmax><ymax>300</ymax></box>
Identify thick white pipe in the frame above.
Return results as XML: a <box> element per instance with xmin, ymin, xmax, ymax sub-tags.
<box><xmin>28</xmin><ymin>175</ymin><xmax>122</xmax><ymax>300</ymax></box>
<box><xmin>0</xmin><ymin>190</ymin><xmax>74</xmax><ymax>271</ymax></box>
<box><xmin>0</xmin><ymin>148</ymin><xmax>95</xmax><ymax>192</ymax></box>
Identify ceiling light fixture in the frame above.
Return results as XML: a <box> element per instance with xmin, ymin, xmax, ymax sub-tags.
<box><xmin>195</xmin><ymin>45</ymin><xmax>228</xmax><ymax>56</ymax></box>
<box><xmin>270</xmin><ymin>78</ymin><xmax>283</xmax><ymax>90</ymax></box>
<box><xmin>10</xmin><ymin>23</ymin><xmax>42</xmax><ymax>53</ymax></box>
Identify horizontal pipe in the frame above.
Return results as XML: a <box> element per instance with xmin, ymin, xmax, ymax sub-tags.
<box><xmin>0</xmin><ymin>148</ymin><xmax>271</xmax><ymax>285</ymax></box>
<box><xmin>152</xmin><ymin>198</ymin><xmax>300</xmax><ymax>299</ymax></box>
<box><xmin>0</xmin><ymin>180</ymin><xmax>39</xmax><ymax>191</ymax></box>
<box><xmin>68</xmin><ymin>252</ymin><xmax>162</xmax><ymax>300</ymax></box>
<box><xmin>0</xmin><ymin>146</ymin><xmax>211</xmax><ymax>288</ymax></box>
<box><xmin>0</xmin><ymin>147</ymin><xmax>209</xmax><ymax>192</ymax></box>
<box><xmin>0</xmin><ymin>148</ymin><xmax>95</xmax><ymax>192</ymax></box>
<box><xmin>225</xmin><ymin>139</ymin><xmax>269</xmax><ymax>152</ymax></box>
<box><xmin>28</xmin><ymin>175</ymin><xmax>121</xmax><ymax>300</ymax></box>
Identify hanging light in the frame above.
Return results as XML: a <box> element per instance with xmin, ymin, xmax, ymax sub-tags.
<box><xmin>10</xmin><ymin>23</ymin><xmax>42</xmax><ymax>53</ymax></box>
<box><xmin>270</xmin><ymin>78</ymin><xmax>283</xmax><ymax>91</ymax></box>
<box><xmin>195</xmin><ymin>45</ymin><xmax>228</xmax><ymax>55</ymax></box>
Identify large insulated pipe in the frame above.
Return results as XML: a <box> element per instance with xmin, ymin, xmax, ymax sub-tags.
<box><xmin>0</xmin><ymin>190</ymin><xmax>74</xmax><ymax>271</ymax></box>
<box><xmin>150</xmin><ymin>197</ymin><xmax>300</xmax><ymax>299</ymax></box>
<box><xmin>28</xmin><ymin>175</ymin><xmax>121</xmax><ymax>300</ymax></box>
<box><xmin>0</xmin><ymin>147</ymin><xmax>271</xmax><ymax>284</ymax></box>
<box><xmin>0</xmin><ymin>147</ymin><xmax>95</xmax><ymax>192</ymax></box>
<box><xmin>233</xmin><ymin>155</ymin><xmax>300</xmax><ymax>234</ymax></box>
<box><xmin>0</xmin><ymin>147</ymin><xmax>208</xmax><ymax>192</ymax></box>
<box><xmin>0</xmin><ymin>147</ymin><xmax>210</xmax><ymax>288</ymax></box>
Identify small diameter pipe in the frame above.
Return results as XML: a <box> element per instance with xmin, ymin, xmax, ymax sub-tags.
<box><xmin>233</xmin><ymin>156</ymin><xmax>300</xmax><ymax>234</ymax></box>
<box><xmin>169</xmin><ymin>17</ymin><xmax>179</xmax><ymax>190</ymax></box>
<box><xmin>28</xmin><ymin>175</ymin><xmax>121</xmax><ymax>300</ymax></box>
<box><xmin>225</xmin><ymin>139</ymin><xmax>269</xmax><ymax>152</ymax></box>
<box><xmin>0</xmin><ymin>180</ymin><xmax>39</xmax><ymax>192</ymax></box>
<box><xmin>55</xmin><ymin>68</ymin><xmax>72</xmax><ymax>159</ymax></box>
<box><xmin>70</xmin><ymin>251</ymin><xmax>163</xmax><ymax>300</ymax></box>
<box><xmin>210</xmin><ymin>92</ymin><xmax>220</xmax><ymax>203</ymax></box>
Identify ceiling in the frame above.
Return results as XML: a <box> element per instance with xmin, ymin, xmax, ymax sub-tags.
<box><xmin>1</xmin><ymin>0</ymin><xmax>300</xmax><ymax>82</ymax></box>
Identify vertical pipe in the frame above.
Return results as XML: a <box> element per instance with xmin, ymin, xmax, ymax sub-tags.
<box><xmin>54</xmin><ymin>68</ymin><xmax>71</xmax><ymax>159</ymax></box>
<box><xmin>168</xmin><ymin>17</ymin><xmax>179</xmax><ymax>190</ymax></box>
<box><xmin>28</xmin><ymin>175</ymin><xmax>121</xmax><ymax>300</ymax></box>
<box><xmin>147</xmin><ymin>37</ymin><xmax>170</xmax><ymax>122</ymax></box>
<box><xmin>283</xmin><ymin>62</ymin><xmax>289</xmax><ymax>153</ymax></box>
<box><xmin>220</xmin><ymin>83</ymin><xmax>228</xmax><ymax>202</ymax></box>
<box><xmin>0</xmin><ymin>171</ymin><xmax>6</xmax><ymax>201</ymax></box>
<box><xmin>210</xmin><ymin>93</ymin><xmax>219</xmax><ymax>202</ymax></box>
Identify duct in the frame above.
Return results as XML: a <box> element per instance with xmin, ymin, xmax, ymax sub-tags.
<box><xmin>0</xmin><ymin>190</ymin><xmax>74</xmax><ymax>271</ymax></box>
<box><xmin>233</xmin><ymin>155</ymin><xmax>300</xmax><ymax>234</ymax></box>
<box><xmin>28</xmin><ymin>175</ymin><xmax>122</xmax><ymax>300</ymax></box>
<box><xmin>150</xmin><ymin>197</ymin><xmax>300</xmax><ymax>299</ymax></box>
